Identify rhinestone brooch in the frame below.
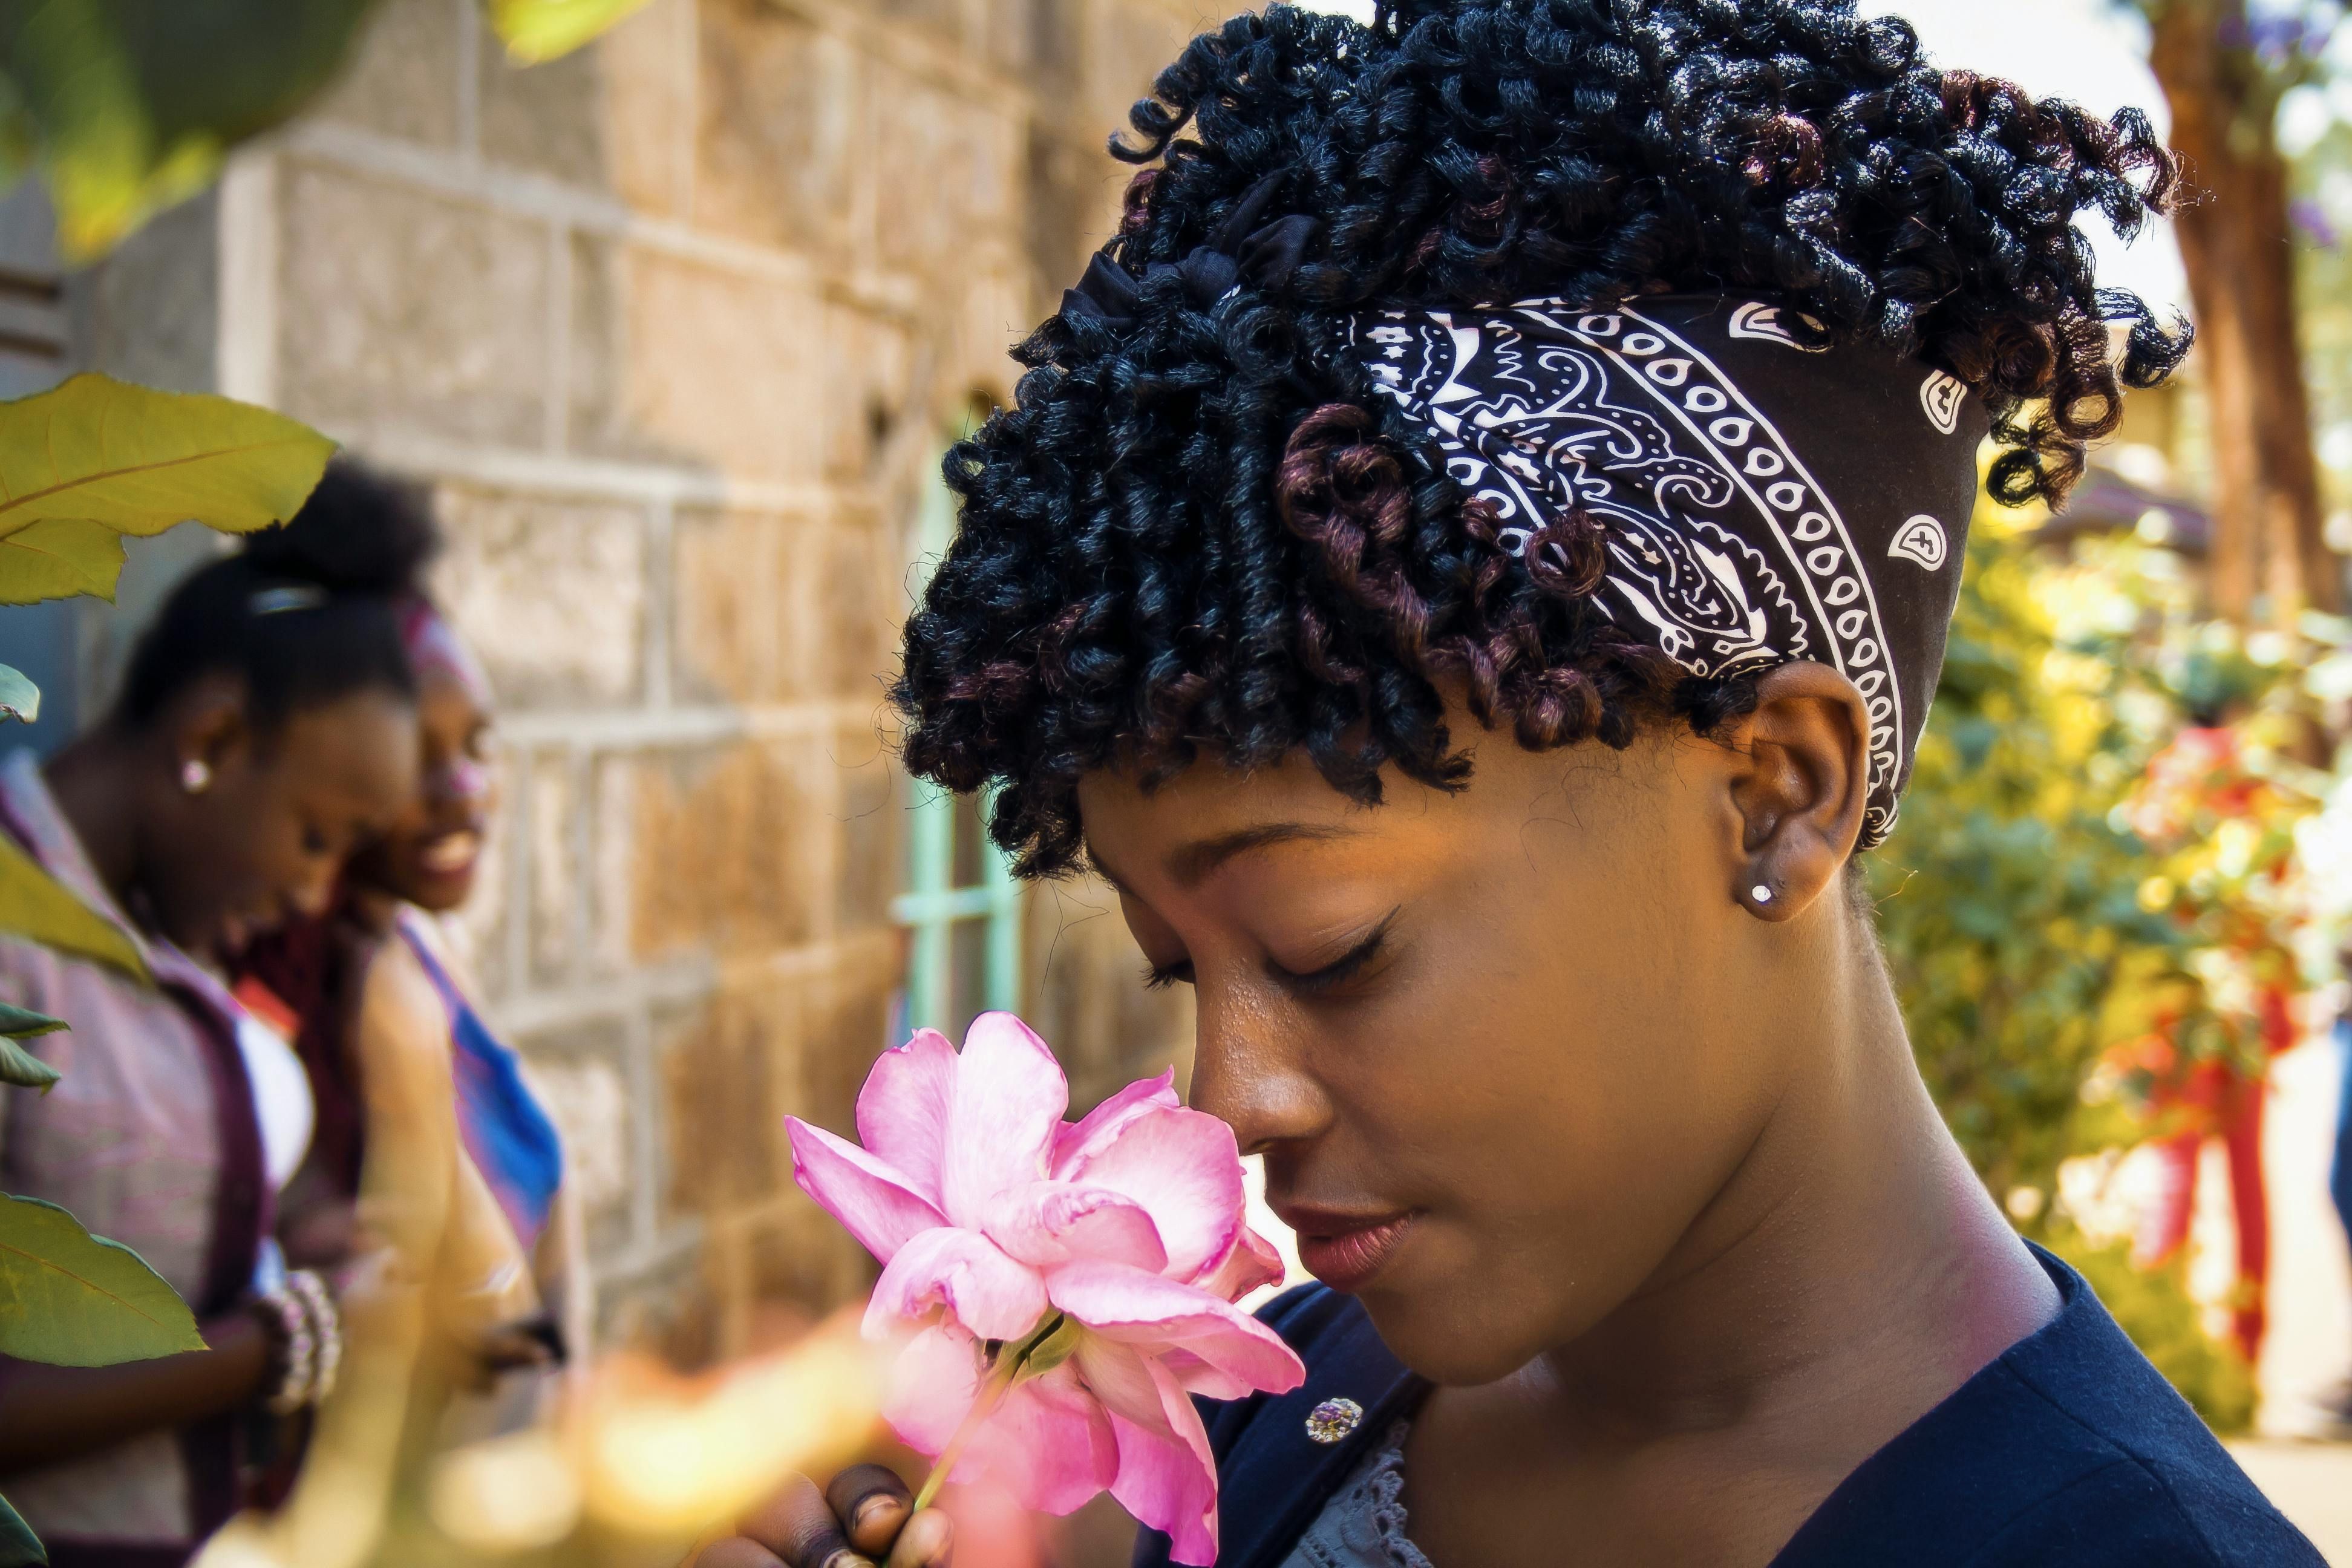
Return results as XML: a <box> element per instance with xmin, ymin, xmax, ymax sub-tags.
<box><xmin>1304</xmin><ymin>1397</ymin><xmax>1364</xmax><ymax>1444</ymax></box>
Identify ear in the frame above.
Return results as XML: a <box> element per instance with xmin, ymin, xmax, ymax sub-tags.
<box><xmin>168</xmin><ymin>676</ymin><xmax>252</xmax><ymax>788</ymax></box>
<box><xmin>1718</xmin><ymin>661</ymin><xmax>1870</xmax><ymax>921</ymax></box>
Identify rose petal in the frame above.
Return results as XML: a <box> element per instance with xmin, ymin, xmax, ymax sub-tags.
<box><xmin>867</xmin><ymin>1227</ymin><xmax>1051</xmax><ymax>1343</ymax></box>
<box><xmin>787</xmin><ymin>1117</ymin><xmax>947</xmax><ymax>1263</ymax></box>
<box><xmin>1048</xmin><ymin>1261</ymin><xmax>1305</xmax><ymax>1396</ymax></box>
<box><xmin>987</xmin><ymin>1182</ymin><xmax>1169</xmax><ymax>1273</ymax></box>
<box><xmin>882</xmin><ymin>1322</ymin><xmax>983</xmax><ymax>1457</ymax></box>
<box><xmin>1158</xmin><ymin>1346</ymin><xmax>1254</xmax><ymax>1402</ymax></box>
<box><xmin>941</xmin><ymin>1013</ymin><xmax>1070</xmax><ymax>1228</ymax></box>
<box><xmin>1051</xmin><ymin>1069</ymin><xmax>1180</xmax><ymax>1176</ymax></box>
<box><xmin>985</xmin><ymin>1362</ymin><xmax>1120</xmax><ymax>1515</ymax></box>
<box><xmin>1059</xmin><ymin>1106</ymin><xmax>1246</xmax><ymax>1283</ymax></box>
<box><xmin>857</xmin><ymin>1028</ymin><xmax>959</xmax><ymax>1208</ymax></box>
<box><xmin>1078</xmin><ymin>1340</ymin><xmax>1220</xmax><ymax>1566</ymax></box>
<box><xmin>1197</xmin><ymin>1224</ymin><xmax>1285</xmax><ymax>1303</ymax></box>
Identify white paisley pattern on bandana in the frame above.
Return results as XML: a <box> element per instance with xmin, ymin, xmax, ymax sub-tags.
<box><xmin>1350</xmin><ymin>294</ymin><xmax>1987</xmax><ymax>848</ymax></box>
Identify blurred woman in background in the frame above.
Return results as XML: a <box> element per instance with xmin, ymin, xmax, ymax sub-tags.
<box><xmin>0</xmin><ymin>505</ymin><xmax>420</xmax><ymax>1567</ymax></box>
<box><xmin>214</xmin><ymin>465</ymin><xmax>584</xmax><ymax>1567</ymax></box>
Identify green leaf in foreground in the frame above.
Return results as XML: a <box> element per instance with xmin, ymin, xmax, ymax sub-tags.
<box><xmin>486</xmin><ymin>0</ymin><xmax>658</xmax><ymax>62</ymax></box>
<box><xmin>0</xmin><ymin>1491</ymin><xmax>42</xmax><ymax>1568</ymax></box>
<box><xmin>0</xmin><ymin>1004</ymin><xmax>65</xmax><ymax>1095</ymax></box>
<box><xmin>0</xmin><ymin>1195</ymin><xmax>203</xmax><ymax>1367</ymax></box>
<box><xmin>0</xmin><ymin>1044</ymin><xmax>59</xmax><ymax>1097</ymax></box>
<box><xmin>0</xmin><ymin>834</ymin><xmax>148</xmax><ymax>984</ymax></box>
<box><xmin>0</xmin><ymin>668</ymin><xmax>36</xmax><ymax>725</ymax></box>
<box><xmin>0</xmin><ymin>374</ymin><xmax>336</xmax><ymax>605</ymax></box>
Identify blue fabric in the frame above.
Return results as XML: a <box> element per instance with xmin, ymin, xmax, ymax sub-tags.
<box><xmin>2332</xmin><ymin>1020</ymin><xmax>2352</xmax><ymax>1266</ymax></box>
<box><xmin>1138</xmin><ymin>1246</ymin><xmax>2321</xmax><ymax>1568</ymax></box>
<box><xmin>400</xmin><ymin>924</ymin><xmax>563</xmax><ymax>1251</ymax></box>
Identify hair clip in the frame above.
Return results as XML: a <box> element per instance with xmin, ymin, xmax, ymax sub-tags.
<box><xmin>249</xmin><ymin>585</ymin><xmax>328</xmax><ymax>616</ymax></box>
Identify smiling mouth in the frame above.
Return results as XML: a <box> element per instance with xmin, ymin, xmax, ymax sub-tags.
<box><xmin>417</xmin><ymin>831</ymin><xmax>481</xmax><ymax>876</ymax></box>
<box><xmin>1287</xmin><ymin>1212</ymin><xmax>1418</xmax><ymax>1293</ymax></box>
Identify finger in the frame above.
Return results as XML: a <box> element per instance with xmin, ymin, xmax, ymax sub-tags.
<box><xmin>687</xmin><ymin>1542</ymin><xmax>789</xmax><ymax>1568</ymax></box>
<box><xmin>734</xmin><ymin>1474</ymin><xmax>874</xmax><ymax>1568</ymax></box>
<box><xmin>826</xmin><ymin>1465</ymin><xmax>914</xmax><ymax>1558</ymax></box>
<box><xmin>883</xmin><ymin>1506</ymin><xmax>953</xmax><ymax>1568</ymax></box>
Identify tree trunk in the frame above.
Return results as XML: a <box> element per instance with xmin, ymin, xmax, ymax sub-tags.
<box><xmin>2146</xmin><ymin>0</ymin><xmax>2341</xmax><ymax>619</ymax></box>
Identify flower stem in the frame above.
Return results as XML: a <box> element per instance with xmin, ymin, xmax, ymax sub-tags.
<box><xmin>910</xmin><ymin>1313</ymin><xmax>1067</xmax><ymax>1514</ymax></box>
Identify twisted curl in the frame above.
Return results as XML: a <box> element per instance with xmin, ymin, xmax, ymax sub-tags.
<box><xmin>896</xmin><ymin>0</ymin><xmax>2186</xmax><ymax>875</ymax></box>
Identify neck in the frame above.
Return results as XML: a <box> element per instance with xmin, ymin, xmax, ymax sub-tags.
<box><xmin>1532</xmin><ymin>913</ymin><xmax>2057</xmax><ymax>1442</ymax></box>
<box><xmin>43</xmin><ymin>728</ymin><xmax>154</xmax><ymax>928</ymax></box>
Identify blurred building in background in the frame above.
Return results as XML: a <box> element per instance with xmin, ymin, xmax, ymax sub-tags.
<box><xmin>0</xmin><ymin>0</ymin><xmax>1200</xmax><ymax>1364</ymax></box>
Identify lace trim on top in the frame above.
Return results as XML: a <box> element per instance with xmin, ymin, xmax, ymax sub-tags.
<box><xmin>1284</xmin><ymin>1419</ymin><xmax>1435</xmax><ymax>1568</ymax></box>
<box><xmin>1362</xmin><ymin>1420</ymin><xmax>1435</xmax><ymax>1568</ymax></box>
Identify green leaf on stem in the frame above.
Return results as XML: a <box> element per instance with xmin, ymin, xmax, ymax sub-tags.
<box><xmin>0</xmin><ymin>1003</ymin><xmax>65</xmax><ymax>1094</ymax></box>
<box><xmin>0</xmin><ymin>1491</ymin><xmax>43</xmax><ymax>1567</ymax></box>
<box><xmin>0</xmin><ymin>1194</ymin><xmax>203</xmax><ymax>1367</ymax></box>
<box><xmin>0</xmin><ymin>667</ymin><xmax>36</xmax><ymax>725</ymax></box>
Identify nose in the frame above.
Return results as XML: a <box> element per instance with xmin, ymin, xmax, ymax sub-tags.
<box><xmin>1186</xmin><ymin>981</ymin><xmax>1329</xmax><ymax>1158</ymax></box>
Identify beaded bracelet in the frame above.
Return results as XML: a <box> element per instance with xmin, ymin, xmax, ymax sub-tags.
<box><xmin>286</xmin><ymin>1270</ymin><xmax>342</xmax><ymax>1403</ymax></box>
<box><xmin>250</xmin><ymin>1284</ymin><xmax>316</xmax><ymax>1415</ymax></box>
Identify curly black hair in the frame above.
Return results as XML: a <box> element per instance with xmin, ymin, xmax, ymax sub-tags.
<box><xmin>894</xmin><ymin>0</ymin><xmax>2187</xmax><ymax>875</ymax></box>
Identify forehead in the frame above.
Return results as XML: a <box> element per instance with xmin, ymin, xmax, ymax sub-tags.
<box><xmin>269</xmin><ymin>694</ymin><xmax>420</xmax><ymax>809</ymax></box>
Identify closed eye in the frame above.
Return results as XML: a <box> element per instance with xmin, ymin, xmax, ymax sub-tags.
<box><xmin>1270</xmin><ymin>907</ymin><xmax>1400</xmax><ymax>996</ymax></box>
<box><xmin>1142</xmin><ymin>959</ymin><xmax>1195</xmax><ymax>991</ymax></box>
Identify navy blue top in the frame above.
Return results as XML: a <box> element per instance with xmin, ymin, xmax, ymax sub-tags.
<box><xmin>1137</xmin><ymin>1246</ymin><xmax>2321</xmax><ymax>1568</ymax></box>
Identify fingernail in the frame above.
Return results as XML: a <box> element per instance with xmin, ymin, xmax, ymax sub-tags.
<box><xmin>854</xmin><ymin>1496</ymin><xmax>901</xmax><ymax>1530</ymax></box>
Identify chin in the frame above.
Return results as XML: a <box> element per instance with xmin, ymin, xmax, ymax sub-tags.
<box><xmin>400</xmin><ymin>866</ymin><xmax>476</xmax><ymax>912</ymax></box>
<box><xmin>1352</xmin><ymin>1277</ymin><xmax>1554</xmax><ymax>1387</ymax></box>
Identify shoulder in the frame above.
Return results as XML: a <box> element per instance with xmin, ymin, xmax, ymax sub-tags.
<box><xmin>1949</xmin><ymin>1449</ymin><xmax>2321</xmax><ymax>1568</ymax></box>
<box><xmin>351</xmin><ymin>935</ymin><xmax>455</xmax><ymax>1114</ymax></box>
<box><xmin>1781</xmin><ymin>1252</ymin><xmax>2322</xmax><ymax>1568</ymax></box>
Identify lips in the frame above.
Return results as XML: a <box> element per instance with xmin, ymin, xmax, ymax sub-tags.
<box><xmin>417</xmin><ymin>830</ymin><xmax>481</xmax><ymax>877</ymax></box>
<box><xmin>1281</xmin><ymin>1208</ymin><xmax>1417</xmax><ymax>1293</ymax></box>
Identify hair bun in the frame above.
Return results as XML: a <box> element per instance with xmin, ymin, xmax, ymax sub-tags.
<box><xmin>240</xmin><ymin>459</ymin><xmax>440</xmax><ymax>596</ymax></box>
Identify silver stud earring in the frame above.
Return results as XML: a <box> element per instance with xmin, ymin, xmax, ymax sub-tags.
<box><xmin>1748</xmin><ymin>883</ymin><xmax>1774</xmax><ymax>907</ymax></box>
<box><xmin>180</xmin><ymin>758</ymin><xmax>211</xmax><ymax>795</ymax></box>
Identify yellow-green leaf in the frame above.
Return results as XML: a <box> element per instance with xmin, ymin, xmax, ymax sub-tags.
<box><xmin>0</xmin><ymin>519</ymin><xmax>125</xmax><ymax>606</ymax></box>
<box><xmin>0</xmin><ymin>374</ymin><xmax>336</xmax><ymax>605</ymax></box>
<box><xmin>0</xmin><ymin>1491</ymin><xmax>42</xmax><ymax>1568</ymax></box>
<box><xmin>0</xmin><ymin>834</ymin><xmax>148</xmax><ymax>984</ymax></box>
<box><xmin>0</xmin><ymin>667</ymin><xmax>36</xmax><ymax>725</ymax></box>
<box><xmin>0</xmin><ymin>1195</ymin><xmax>203</xmax><ymax>1367</ymax></box>
<box><xmin>485</xmin><ymin>0</ymin><xmax>656</xmax><ymax>62</ymax></box>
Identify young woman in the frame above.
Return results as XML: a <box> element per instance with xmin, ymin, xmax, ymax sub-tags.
<box><xmin>214</xmin><ymin>468</ymin><xmax>578</xmax><ymax>1567</ymax></box>
<box><xmin>698</xmin><ymin>1</ymin><xmax>2322</xmax><ymax>1565</ymax></box>
<box><xmin>0</xmin><ymin>514</ymin><xmax>419</xmax><ymax>1566</ymax></box>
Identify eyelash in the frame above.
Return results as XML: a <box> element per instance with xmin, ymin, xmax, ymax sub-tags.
<box><xmin>1140</xmin><ymin>910</ymin><xmax>1400</xmax><ymax>995</ymax></box>
<box><xmin>1273</xmin><ymin>909</ymin><xmax>1399</xmax><ymax>995</ymax></box>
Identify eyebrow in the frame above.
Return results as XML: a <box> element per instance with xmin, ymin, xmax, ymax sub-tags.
<box><xmin>1091</xmin><ymin>822</ymin><xmax>1361</xmax><ymax>893</ymax></box>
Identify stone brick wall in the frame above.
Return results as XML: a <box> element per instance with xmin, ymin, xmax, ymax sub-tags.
<box><xmin>74</xmin><ymin>0</ymin><xmax>1214</xmax><ymax>1357</ymax></box>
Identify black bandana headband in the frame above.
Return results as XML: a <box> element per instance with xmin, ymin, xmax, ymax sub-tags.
<box><xmin>1350</xmin><ymin>295</ymin><xmax>1988</xmax><ymax>846</ymax></box>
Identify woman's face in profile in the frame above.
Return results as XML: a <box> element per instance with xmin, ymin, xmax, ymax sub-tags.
<box><xmin>160</xmin><ymin>690</ymin><xmax>420</xmax><ymax>960</ymax></box>
<box><xmin>348</xmin><ymin>665</ymin><xmax>499</xmax><ymax>913</ymax></box>
<box><xmin>1078</xmin><ymin>719</ymin><xmax>1823</xmax><ymax>1384</ymax></box>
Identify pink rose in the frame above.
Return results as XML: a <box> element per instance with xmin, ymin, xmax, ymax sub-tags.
<box><xmin>786</xmin><ymin>1013</ymin><xmax>1303</xmax><ymax>1564</ymax></box>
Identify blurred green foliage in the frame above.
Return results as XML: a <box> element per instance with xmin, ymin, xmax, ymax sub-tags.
<box><xmin>0</xmin><ymin>0</ymin><xmax>648</xmax><ymax>261</ymax></box>
<box><xmin>1870</xmin><ymin>516</ymin><xmax>2198</xmax><ymax>1201</ymax></box>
